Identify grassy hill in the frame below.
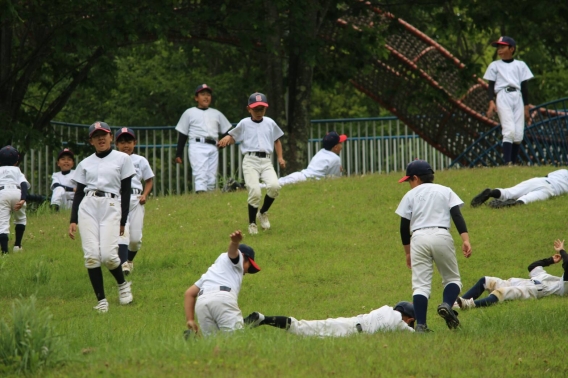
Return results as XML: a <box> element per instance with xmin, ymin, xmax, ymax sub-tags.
<box><xmin>1</xmin><ymin>165</ymin><xmax>568</xmax><ymax>377</ymax></box>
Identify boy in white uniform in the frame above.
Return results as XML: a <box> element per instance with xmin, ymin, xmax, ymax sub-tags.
<box><xmin>395</xmin><ymin>160</ymin><xmax>472</xmax><ymax>332</ymax></box>
<box><xmin>175</xmin><ymin>84</ymin><xmax>232</xmax><ymax>192</ymax></box>
<box><xmin>115</xmin><ymin>127</ymin><xmax>154</xmax><ymax>275</ymax></box>
<box><xmin>68</xmin><ymin>121</ymin><xmax>136</xmax><ymax>313</ymax></box>
<box><xmin>484</xmin><ymin>36</ymin><xmax>533</xmax><ymax>165</ymax></box>
<box><xmin>457</xmin><ymin>239</ymin><xmax>568</xmax><ymax>310</ymax></box>
<box><xmin>259</xmin><ymin>131</ymin><xmax>347</xmax><ymax>189</ymax></box>
<box><xmin>184</xmin><ymin>230</ymin><xmax>261</xmax><ymax>337</ymax></box>
<box><xmin>0</xmin><ymin>146</ymin><xmax>29</xmax><ymax>254</ymax></box>
<box><xmin>50</xmin><ymin>148</ymin><xmax>76</xmax><ymax>211</ymax></box>
<box><xmin>244</xmin><ymin>301</ymin><xmax>415</xmax><ymax>337</ymax></box>
<box><xmin>218</xmin><ymin>93</ymin><xmax>286</xmax><ymax>235</ymax></box>
<box><xmin>470</xmin><ymin>169</ymin><xmax>568</xmax><ymax>208</ymax></box>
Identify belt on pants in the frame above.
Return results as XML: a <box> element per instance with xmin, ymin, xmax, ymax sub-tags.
<box><xmin>504</xmin><ymin>87</ymin><xmax>518</xmax><ymax>92</ymax></box>
<box><xmin>198</xmin><ymin>286</ymin><xmax>231</xmax><ymax>297</ymax></box>
<box><xmin>246</xmin><ymin>152</ymin><xmax>271</xmax><ymax>158</ymax></box>
<box><xmin>131</xmin><ymin>189</ymin><xmax>141</xmax><ymax>194</ymax></box>
<box><xmin>195</xmin><ymin>137</ymin><xmax>217</xmax><ymax>146</ymax></box>
<box><xmin>0</xmin><ymin>185</ymin><xmax>20</xmax><ymax>190</ymax></box>
<box><xmin>414</xmin><ymin>226</ymin><xmax>448</xmax><ymax>232</ymax></box>
<box><xmin>86</xmin><ymin>190</ymin><xmax>118</xmax><ymax>199</ymax></box>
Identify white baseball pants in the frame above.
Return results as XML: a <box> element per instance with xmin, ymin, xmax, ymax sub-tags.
<box><xmin>242</xmin><ymin>155</ymin><xmax>280</xmax><ymax>208</ymax></box>
<box><xmin>496</xmin><ymin>90</ymin><xmax>525</xmax><ymax>143</ymax></box>
<box><xmin>0</xmin><ymin>188</ymin><xmax>21</xmax><ymax>234</ymax></box>
<box><xmin>498</xmin><ymin>177</ymin><xmax>555</xmax><ymax>204</ymax></box>
<box><xmin>410</xmin><ymin>228</ymin><xmax>462</xmax><ymax>298</ymax></box>
<box><xmin>119</xmin><ymin>195</ymin><xmax>145</xmax><ymax>251</ymax></box>
<box><xmin>188</xmin><ymin>141</ymin><xmax>219</xmax><ymax>192</ymax></box>
<box><xmin>78</xmin><ymin>195</ymin><xmax>121</xmax><ymax>270</ymax></box>
<box><xmin>195</xmin><ymin>290</ymin><xmax>244</xmax><ymax>336</ymax></box>
<box><xmin>288</xmin><ymin>316</ymin><xmax>360</xmax><ymax>337</ymax></box>
<box><xmin>483</xmin><ymin>276</ymin><xmax>542</xmax><ymax>301</ymax></box>
<box><xmin>51</xmin><ymin>187</ymin><xmax>74</xmax><ymax>209</ymax></box>
<box><xmin>260</xmin><ymin>172</ymin><xmax>307</xmax><ymax>189</ymax></box>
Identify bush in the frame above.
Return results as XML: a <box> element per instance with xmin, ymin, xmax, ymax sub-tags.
<box><xmin>0</xmin><ymin>296</ymin><xmax>65</xmax><ymax>374</ymax></box>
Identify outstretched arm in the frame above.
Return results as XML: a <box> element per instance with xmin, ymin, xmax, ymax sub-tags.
<box><xmin>227</xmin><ymin>230</ymin><xmax>243</xmax><ymax>260</ymax></box>
<box><xmin>450</xmin><ymin>205</ymin><xmax>471</xmax><ymax>258</ymax></box>
<box><xmin>553</xmin><ymin>239</ymin><xmax>568</xmax><ymax>281</ymax></box>
<box><xmin>184</xmin><ymin>285</ymin><xmax>200</xmax><ymax>333</ymax></box>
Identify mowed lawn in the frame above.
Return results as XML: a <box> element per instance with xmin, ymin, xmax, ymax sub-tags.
<box><xmin>1</xmin><ymin>165</ymin><xmax>568</xmax><ymax>377</ymax></box>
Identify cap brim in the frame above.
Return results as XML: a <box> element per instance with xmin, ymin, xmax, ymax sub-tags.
<box><xmin>248</xmin><ymin>258</ymin><xmax>261</xmax><ymax>274</ymax></box>
<box><xmin>115</xmin><ymin>131</ymin><xmax>136</xmax><ymax>140</ymax></box>
<box><xmin>248</xmin><ymin>102</ymin><xmax>269</xmax><ymax>108</ymax></box>
<box><xmin>58</xmin><ymin>152</ymin><xmax>74</xmax><ymax>159</ymax></box>
<box><xmin>398</xmin><ymin>175</ymin><xmax>411</xmax><ymax>183</ymax></box>
<box><xmin>339</xmin><ymin>135</ymin><xmax>347</xmax><ymax>143</ymax></box>
<box><xmin>89</xmin><ymin>129</ymin><xmax>111</xmax><ymax>137</ymax></box>
<box><xmin>491</xmin><ymin>41</ymin><xmax>511</xmax><ymax>47</ymax></box>
<box><xmin>196</xmin><ymin>88</ymin><xmax>213</xmax><ymax>94</ymax></box>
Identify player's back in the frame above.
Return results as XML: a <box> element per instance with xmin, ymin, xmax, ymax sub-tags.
<box><xmin>401</xmin><ymin>184</ymin><xmax>462</xmax><ymax>231</ymax></box>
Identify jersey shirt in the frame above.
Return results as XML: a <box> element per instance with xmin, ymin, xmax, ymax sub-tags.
<box><xmin>301</xmin><ymin>149</ymin><xmax>341</xmax><ymax>179</ymax></box>
<box><xmin>129</xmin><ymin>154</ymin><xmax>154</xmax><ymax>191</ymax></box>
<box><xmin>395</xmin><ymin>183</ymin><xmax>464</xmax><ymax>232</ymax></box>
<box><xmin>545</xmin><ymin>169</ymin><xmax>568</xmax><ymax>196</ymax></box>
<box><xmin>175</xmin><ymin>107</ymin><xmax>232</xmax><ymax>140</ymax></box>
<box><xmin>229</xmin><ymin>116</ymin><xmax>284</xmax><ymax>154</ymax></box>
<box><xmin>51</xmin><ymin>170</ymin><xmax>76</xmax><ymax>190</ymax></box>
<box><xmin>0</xmin><ymin>167</ymin><xmax>29</xmax><ymax>188</ymax></box>
<box><xmin>73</xmin><ymin>150</ymin><xmax>136</xmax><ymax>196</ymax></box>
<box><xmin>529</xmin><ymin>266</ymin><xmax>568</xmax><ymax>297</ymax></box>
<box><xmin>483</xmin><ymin>60</ymin><xmax>534</xmax><ymax>93</ymax></box>
<box><xmin>194</xmin><ymin>252</ymin><xmax>244</xmax><ymax>297</ymax></box>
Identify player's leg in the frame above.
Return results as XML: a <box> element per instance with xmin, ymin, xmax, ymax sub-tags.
<box><xmin>257</xmin><ymin>161</ymin><xmax>281</xmax><ymax>230</ymax></box>
<box><xmin>431</xmin><ymin>230</ymin><xmax>461</xmax><ymax>329</ymax></box>
<box><xmin>244</xmin><ymin>312</ymin><xmax>290</xmax><ymax>329</ymax></box>
<box><xmin>210</xmin><ymin>292</ymin><xmax>244</xmax><ymax>333</ymax></box>
<box><xmin>127</xmin><ymin>202</ymin><xmax>144</xmax><ymax>272</ymax></box>
<box><xmin>497</xmin><ymin>178</ymin><xmax>547</xmax><ymax>202</ymax></box>
<box><xmin>410</xmin><ymin>233</ymin><xmax>434</xmax><ymax>330</ymax></box>
<box><xmin>63</xmin><ymin>191</ymin><xmax>75</xmax><ymax>210</ymax></box>
<box><xmin>276</xmin><ymin>172</ymin><xmax>307</xmax><ymax>187</ymax></box>
<box><xmin>287</xmin><ymin>317</ymin><xmax>359</xmax><ymax>337</ymax></box>
<box><xmin>50</xmin><ymin>186</ymin><xmax>65</xmax><ymax>211</ymax></box>
<box><xmin>511</xmin><ymin>93</ymin><xmax>525</xmax><ymax>164</ymax></box>
<box><xmin>0</xmin><ymin>191</ymin><xmax>18</xmax><ymax>253</ymax></box>
<box><xmin>242</xmin><ymin>156</ymin><xmax>261</xmax><ymax>234</ymax></box>
<box><xmin>188</xmin><ymin>142</ymin><xmax>209</xmax><ymax>193</ymax></box>
<box><xmin>12</xmin><ymin>202</ymin><xmax>26</xmax><ymax>252</ymax></box>
<box><xmin>194</xmin><ymin>295</ymin><xmax>217</xmax><ymax>336</ymax></box>
<box><xmin>205</xmin><ymin>145</ymin><xmax>219</xmax><ymax>191</ymax></box>
<box><xmin>496</xmin><ymin>92</ymin><xmax>516</xmax><ymax>163</ymax></box>
<box><xmin>516</xmin><ymin>182</ymin><xmax>555</xmax><ymax>204</ymax></box>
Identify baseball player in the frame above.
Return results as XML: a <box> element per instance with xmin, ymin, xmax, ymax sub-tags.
<box><xmin>243</xmin><ymin>301</ymin><xmax>415</xmax><ymax>337</ymax></box>
<box><xmin>50</xmin><ymin>148</ymin><xmax>76</xmax><ymax>211</ymax></box>
<box><xmin>184</xmin><ymin>230</ymin><xmax>260</xmax><ymax>337</ymax></box>
<box><xmin>484</xmin><ymin>36</ymin><xmax>534</xmax><ymax>165</ymax></box>
<box><xmin>115</xmin><ymin>127</ymin><xmax>154</xmax><ymax>275</ymax></box>
<box><xmin>175</xmin><ymin>84</ymin><xmax>232</xmax><ymax>193</ymax></box>
<box><xmin>68</xmin><ymin>121</ymin><xmax>136</xmax><ymax>313</ymax></box>
<box><xmin>0</xmin><ymin>146</ymin><xmax>29</xmax><ymax>254</ymax></box>
<box><xmin>217</xmin><ymin>93</ymin><xmax>286</xmax><ymax>235</ymax></box>
<box><xmin>470</xmin><ymin>169</ymin><xmax>568</xmax><ymax>209</ymax></box>
<box><xmin>395</xmin><ymin>159</ymin><xmax>472</xmax><ymax>332</ymax></box>
<box><xmin>259</xmin><ymin>131</ymin><xmax>347</xmax><ymax>189</ymax></box>
<box><xmin>456</xmin><ymin>239</ymin><xmax>568</xmax><ymax>310</ymax></box>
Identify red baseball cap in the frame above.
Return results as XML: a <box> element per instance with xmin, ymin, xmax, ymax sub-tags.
<box><xmin>491</xmin><ymin>36</ymin><xmax>516</xmax><ymax>47</ymax></box>
<box><xmin>248</xmin><ymin>92</ymin><xmax>269</xmax><ymax>108</ymax></box>
<box><xmin>322</xmin><ymin>131</ymin><xmax>348</xmax><ymax>150</ymax></box>
<box><xmin>239</xmin><ymin>244</ymin><xmax>260</xmax><ymax>274</ymax></box>
<box><xmin>195</xmin><ymin>84</ymin><xmax>212</xmax><ymax>94</ymax></box>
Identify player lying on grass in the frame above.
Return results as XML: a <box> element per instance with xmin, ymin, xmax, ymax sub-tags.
<box><xmin>243</xmin><ymin>301</ymin><xmax>415</xmax><ymax>336</ymax></box>
<box><xmin>470</xmin><ymin>169</ymin><xmax>568</xmax><ymax>208</ymax></box>
<box><xmin>456</xmin><ymin>239</ymin><xmax>568</xmax><ymax>310</ymax></box>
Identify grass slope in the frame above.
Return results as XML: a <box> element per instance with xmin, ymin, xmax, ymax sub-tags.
<box><xmin>1</xmin><ymin>166</ymin><xmax>568</xmax><ymax>377</ymax></box>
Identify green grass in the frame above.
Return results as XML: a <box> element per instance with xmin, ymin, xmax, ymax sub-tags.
<box><xmin>1</xmin><ymin>165</ymin><xmax>568</xmax><ymax>377</ymax></box>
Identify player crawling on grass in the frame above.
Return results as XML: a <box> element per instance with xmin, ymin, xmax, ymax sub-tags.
<box><xmin>244</xmin><ymin>301</ymin><xmax>416</xmax><ymax>336</ymax></box>
<box><xmin>456</xmin><ymin>239</ymin><xmax>568</xmax><ymax>310</ymax></box>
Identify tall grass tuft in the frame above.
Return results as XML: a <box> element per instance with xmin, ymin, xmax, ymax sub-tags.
<box><xmin>31</xmin><ymin>261</ymin><xmax>51</xmax><ymax>284</ymax></box>
<box><xmin>0</xmin><ymin>296</ymin><xmax>66</xmax><ymax>374</ymax></box>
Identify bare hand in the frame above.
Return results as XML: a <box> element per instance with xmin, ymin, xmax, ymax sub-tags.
<box><xmin>187</xmin><ymin>320</ymin><xmax>199</xmax><ymax>333</ymax></box>
<box><xmin>69</xmin><ymin>223</ymin><xmax>77</xmax><ymax>240</ymax></box>
<box><xmin>278</xmin><ymin>158</ymin><xmax>286</xmax><ymax>169</ymax></box>
<box><xmin>487</xmin><ymin>101</ymin><xmax>497</xmax><ymax>119</ymax></box>
<box><xmin>120</xmin><ymin>226</ymin><xmax>125</xmax><ymax>236</ymax></box>
<box><xmin>217</xmin><ymin>135</ymin><xmax>234</xmax><ymax>148</ymax></box>
<box><xmin>175</xmin><ymin>157</ymin><xmax>183</xmax><ymax>164</ymax></box>
<box><xmin>462</xmin><ymin>241</ymin><xmax>472</xmax><ymax>258</ymax></box>
<box><xmin>230</xmin><ymin>230</ymin><xmax>243</xmax><ymax>244</ymax></box>
<box><xmin>406</xmin><ymin>253</ymin><xmax>411</xmax><ymax>269</ymax></box>
<box><xmin>139</xmin><ymin>194</ymin><xmax>147</xmax><ymax>205</ymax></box>
<box><xmin>14</xmin><ymin>200</ymin><xmax>25</xmax><ymax>211</ymax></box>
<box><xmin>553</xmin><ymin>254</ymin><xmax>562</xmax><ymax>264</ymax></box>
<box><xmin>553</xmin><ymin>239</ymin><xmax>565</xmax><ymax>252</ymax></box>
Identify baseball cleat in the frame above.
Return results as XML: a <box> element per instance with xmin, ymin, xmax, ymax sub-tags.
<box><xmin>437</xmin><ymin>302</ymin><xmax>460</xmax><ymax>329</ymax></box>
<box><xmin>248</xmin><ymin>223</ymin><xmax>258</xmax><ymax>235</ymax></box>
<box><xmin>93</xmin><ymin>299</ymin><xmax>109</xmax><ymax>313</ymax></box>
<box><xmin>415</xmin><ymin>324</ymin><xmax>433</xmax><ymax>333</ymax></box>
<box><xmin>118</xmin><ymin>281</ymin><xmax>133</xmax><ymax>305</ymax></box>
<box><xmin>488</xmin><ymin>198</ymin><xmax>518</xmax><ymax>209</ymax></box>
<box><xmin>470</xmin><ymin>188</ymin><xmax>491</xmax><ymax>207</ymax></box>
<box><xmin>257</xmin><ymin>212</ymin><xmax>270</xmax><ymax>230</ymax></box>
<box><xmin>12</xmin><ymin>246</ymin><xmax>23</xmax><ymax>253</ymax></box>
<box><xmin>244</xmin><ymin>312</ymin><xmax>265</xmax><ymax>328</ymax></box>
<box><xmin>456</xmin><ymin>297</ymin><xmax>475</xmax><ymax>310</ymax></box>
<box><xmin>122</xmin><ymin>261</ymin><xmax>131</xmax><ymax>276</ymax></box>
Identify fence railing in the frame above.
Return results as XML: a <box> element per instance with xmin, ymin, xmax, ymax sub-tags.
<box><xmin>19</xmin><ymin>117</ymin><xmax>452</xmax><ymax>196</ymax></box>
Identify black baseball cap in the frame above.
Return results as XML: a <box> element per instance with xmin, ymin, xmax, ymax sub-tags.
<box><xmin>115</xmin><ymin>127</ymin><xmax>136</xmax><ymax>141</ymax></box>
<box><xmin>195</xmin><ymin>84</ymin><xmax>212</xmax><ymax>94</ymax></box>
<box><xmin>57</xmin><ymin>148</ymin><xmax>74</xmax><ymax>160</ymax></box>
<box><xmin>322</xmin><ymin>131</ymin><xmax>348</xmax><ymax>150</ymax></box>
<box><xmin>248</xmin><ymin>92</ymin><xmax>269</xmax><ymax>108</ymax></box>
<box><xmin>239</xmin><ymin>244</ymin><xmax>260</xmax><ymax>274</ymax></box>
<box><xmin>491</xmin><ymin>36</ymin><xmax>516</xmax><ymax>47</ymax></box>
<box><xmin>0</xmin><ymin>145</ymin><xmax>20</xmax><ymax>166</ymax></box>
<box><xmin>394</xmin><ymin>301</ymin><xmax>415</xmax><ymax>328</ymax></box>
<box><xmin>398</xmin><ymin>159</ymin><xmax>434</xmax><ymax>183</ymax></box>
<box><xmin>88</xmin><ymin>121</ymin><xmax>112</xmax><ymax>138</ymax></box>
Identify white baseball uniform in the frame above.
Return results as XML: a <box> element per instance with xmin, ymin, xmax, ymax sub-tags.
<box><xmin>194</xmin><ymin>252</ymin><xmax>246</xmax><ymax>336</ymax></box>
<box><xmin>0</xmin><ymin>167</ymin><xmax>29</xmax><ymax>234</ymax></box>
<box><xmin>288</xmin><ymin>305</ymin><xmax>414</xmax><ymax>337</ymax></box>
<box><xmin>50</xmin><ymin>170</ymin><xmax>76</xmax><ymax>209</ymax></box>
<box><xmin>259</xmin><ymin>148</ymin><xmax>341</xmax><ymax>188</ymax></box>
<box><xmin>119</xmin><ymin>154</ymin><xmax>154</xmax><ymax>252</ymax></box>
<box><xmin>229</xmin><ymin>116</ymin><xmax>284</xmax><ymax>207</ymax></box>
<box><xmin>176</xmin><ymin>107</ymin><xmax>232</xmax><ymax>192</ymax></box>
<box><xmin>73</xmin><ymin>150</ymin><xmax>135</xmax><ymax>269</ymax></box>
<box><xmin>497</xmin><ymin>169</ymin><xmax>568</xmax><ymax>204</ymax></box>
<box><xmin>395</xmin><ymin>184</ymin><xmax>464</xmax><ymax>298</ymax></box>
<box><xmin>484</xmin><ymin>59</ymin><xmax>533</xmax><ymax>143</ymax></box>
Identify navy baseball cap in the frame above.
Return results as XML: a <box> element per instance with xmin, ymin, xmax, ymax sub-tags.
<box><xmin>322</xmin><ymin>131</ymin><xmax>348</xmax><ymax>150</ymax></box>
<box><xmin>239</xmin><ymin>244</ymin><xmax>260</xmax><ymax>274</ymax></box>
<box><xmin>115</xmin><ymin>127</ymin><xmax>136</xmax><ymax>141</ymax></box>
<box><xmin>491</xmin><ymin>36</ymin><xmax>516</xmax><ymax>47</ymax></box>
<box><xmin>398</xmin><ymin>159</ymin><xmax>434</xmax><ymax>183</ymax></box>
<box><xmin>248</xmin><ymin>92</ymin><xmax>269</xmax><ymax>108</ymax></box>
<box><xmin>57</xmin><ymin>148</ymin><xmax>74</xmax><ymax>160</ymax></box>
<box><xmin>0</xmin><ymin>145</ymin><xmax>20</xmax><ymax>166</ymax></box>
<box><xmin>195</xmin><ymin>84</ymin><xmax>212</xmax><ymax>94</ymax></box>
<box><xmin>394</xmin><ymin>301</ymin><xmax>415</xmax><ymax>328</ymax></box>
<box><xmin>88</xmin><ymin>121</ymin><xmax>112</xmax><ymax>138</ymax></box>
